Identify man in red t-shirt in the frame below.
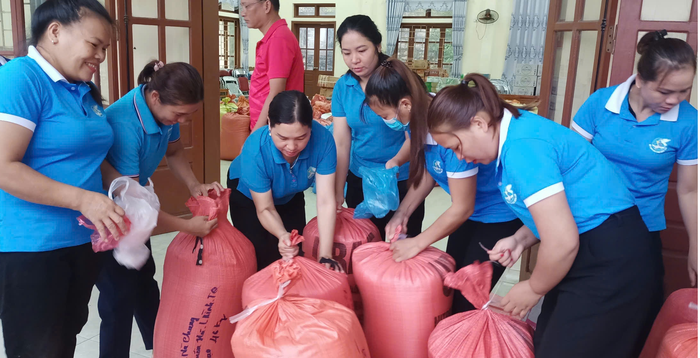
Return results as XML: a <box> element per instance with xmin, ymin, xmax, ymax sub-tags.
<box><xmin>241</xmin><ymin>0</ymin><xmax>305</xmax><ymax>131</ymax></box>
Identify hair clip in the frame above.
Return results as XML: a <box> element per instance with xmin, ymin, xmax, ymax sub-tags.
<box><xmin>655</xmin><ymin>30</ymin><xmax>668</xmax><ymax>40</ymax></box>
<box><xmin>154</xmin><ymin>61</ymin><xmax>165</xmax><ymax>72</ymax></box>
<box><xmin>380</xmin><ymin>59</ymin><xmax>392</xmax><ymax>68</ymax></box>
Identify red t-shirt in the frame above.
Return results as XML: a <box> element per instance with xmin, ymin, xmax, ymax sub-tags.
<box><xmin>249</xmin><ymin>19</ymin><xmax>305</xmax><ymax>129</ymax></box>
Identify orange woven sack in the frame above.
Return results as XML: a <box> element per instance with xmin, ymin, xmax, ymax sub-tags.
<box><xmin>428</xmin><ymin>261</ymin><xmax>535</xmax><ymax>358</ymax></box>
<box><xmin>352</xmin><ymin>241</ymin><xmax>455</xmax><ymax>358</ymax></box>
<box><xmin>220</xmin><ymin>113</ymin><xmax>250</xmax><ymax>160</ymax></box>
<box><xmin>302</xmin><ymin>207</ymin><xmax>381</xmax><ymax>321</ymax></box>
<box><xmin>153</xmin><ymin>189</ymin><xmax>256</xmax><ymax>358</ymax></box>
<box><xmin>657</xmin><ymin>323</ymin><xmax>698</xmax><ymax>358</ymax></box>
<box><xmin>230</xmin><ymin>254</ymin><xmax>371</xmax><ymax>358</ymax></box>
<box><xmin>640</xmin><ymin>288</ymin><xmax>698</xmax><ymax>358</ymax></box>
<box><xmin>242</xmin><ymin>230</ymin><xmax>353</xmax><ymax>310</ymax></box>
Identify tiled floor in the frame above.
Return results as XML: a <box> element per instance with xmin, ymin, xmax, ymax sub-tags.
<box><xmin>0</xmin><ymin>160</ymin><xmax>521</xmax><ymax>357</ymax></box>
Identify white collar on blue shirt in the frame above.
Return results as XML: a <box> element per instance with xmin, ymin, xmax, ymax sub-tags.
<box><xmin>495</xmin><ymin>108</ymin><xmax>514</xmax><ymax>170</ymax></box>
<box><xmin>27</xmin><ymin>46</ymin><xmax>68</xmax><ymax>83</ymax></box>
<box><xmin>605</xmin><ymin>74</ymin><xmax>679</xmax><ymax>122</ymax></box>
<box><xmin>426</xmin><ymin>133</ymin><xmax>438</xmax><ymax>145</ymax></box>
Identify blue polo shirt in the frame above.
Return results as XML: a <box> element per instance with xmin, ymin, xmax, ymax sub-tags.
<box><xmin>496</xmin><ymin>110</ymin><xmax>635</xmax><ymax>238</ymax></box>
<box><xmin>572</xmin><ymin>74</ymin><xmax>698</xmax><ymax>231</ymax></box>
<box><xmin>424</xmin><ymin>134</ymin><xmax>516</xmax><ymax>223</ymax></box>
<box><xmin>0</xmin><ymin>46</ymin><xmax>114</xmax><ymax>252</ymax></box>
<box><xmin>229</xmin><ymin>120</ymin><xmax>337</xmax><ymax>205</ymax></box>
<box><xmin>331</xmin><ymin>73</ymin><xmax>409</xmax><ymax>180</ymax></box>
<box><xmin>105</xmin><ymin>85</ymin><xmax>181</xmax><ymax>186</ymax></box>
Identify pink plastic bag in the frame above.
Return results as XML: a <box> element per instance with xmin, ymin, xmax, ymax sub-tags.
<box><xmin>640</xmin><ymin>288</ymin><xmax>698</xmax><ymax>358</ymax></box>
<box><xmin>657</xmin><ymin>322</ymin><xmax>697</xmax><ymax>358</ymax></box>
<box><xmin>428</xmin><ymin>261</ymin><xmax>534</xmax><ymax>358</ymax></box>
<box><xmin>77</xmin><ymin>215</ymin><xmax>131</xmax><ymax>252</ymax></box>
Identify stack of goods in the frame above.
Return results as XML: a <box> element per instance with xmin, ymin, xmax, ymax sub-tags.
<box><xmin>311</xmin><ymin>94</ymin><xmax>333</xmax><ymax>127</ymax></box>
<box><xmin>230</xmin><ymin>234</ymin><xmax>370</xmax><ymax>358</ymax></box>
<box><xmin>500</xmin><ymin>94</ymin><xmax>540</xmax><ymax>115</ymax></box>
<box><xmin>317</xmin><ymin>75</ymin><xmax>339</xmax><ymax>98</ymax></box>
<box><xmin>242</xmin><ymin>230</ymin><xmax>353</xmax><ymax>310</ymax></box>
<box><xmin>352</xmin><ymin>240</ymin><xmax>455</xmax><ymax>358</ymax></box>
<box><xmin>221</xmin><ymin>95</ymin><xmax>251</xmax><ymax>160</ymax></box>
<box><xmin>428</xmin><ymin>261</ymin><xmax>535</xmax><ymax>358</ymax></box>
<box><xmin>302</xmin><ymin>208</ymin><xmax>381</xmax><ymax>323</ymax></box>
<box><xmin>153</xmin><ymin>190</ymin><xmax>256</xmax><ymax>358</ymax></box>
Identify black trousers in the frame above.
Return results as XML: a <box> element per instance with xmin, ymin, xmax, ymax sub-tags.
<box><xmin>0</xmin><ymin>243</ymin><xmax>101</xmax><ymax>358</ymax></box>
<box><xmin>533</xmin><ymin>206</ymin><xmax>664</xmax><ymax>358</ymax></box>
<box><xmin>228</xmin><ymin>177</ymin><xmax>307</xmax><ymax>271</ymax></box>
<box><xmin>446</xmin><ymin>218</ymin><xmax>523</xmax><ymax>313</ymax></box>
<box><xmin>96</xmin><ymin>240</ymin><xmax>160</xmax><ymax>358</ymax></box>
<box><xmin>345</xmin><ymin>170</ymin><xmax>425</xmax><ymax>240</ymax></box>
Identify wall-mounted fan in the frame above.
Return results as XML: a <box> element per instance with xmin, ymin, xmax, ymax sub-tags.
<box><xmin>477</xmin><ymin>9</ymin><xmax>499</xmax><ymax>24</ymax></box>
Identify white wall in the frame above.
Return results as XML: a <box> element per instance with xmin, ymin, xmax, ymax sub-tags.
<box><xmin>246</xmin><ymin>0</ymin><xmax>512</xmax><ymax>78</ymax></box>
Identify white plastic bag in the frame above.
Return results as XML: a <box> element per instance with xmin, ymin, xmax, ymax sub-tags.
<box><xmin>108</xmin><ymin>177</ymin><xmax>160</xmax><ymax>270</ymax></box>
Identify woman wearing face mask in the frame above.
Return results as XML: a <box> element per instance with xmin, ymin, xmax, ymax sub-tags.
<box><xmin>97</xmin><ymin>60</ymin><xmax>222</xmax><ymax>358</ymax></box>
<box><xmin>428</xmin><ymin>74</ymin><xmax>663</xmax><ymax>358</ymax></box>
<box><xmin>0</xmin><ymin>0</ymin><xmax>126</xmax><ymax>356</ymax></box>
<box><xmin>572</xmin><ymin>30</ymin><xmax>697</xmax><ymax>287</ymax></box>
<box><xmin>365</xmin><ymin>59</ymin><xmax>523</xmax><ymax>313</ymax></box>
<box><xmin>332</xmin><ymin>15</ymin><xmax>424</xmax><ymax>239</ymax></box>
<box><xmin>227</xmin><ymin>90</ymin><xmax>339</xmax><ymax>272</ymax></box>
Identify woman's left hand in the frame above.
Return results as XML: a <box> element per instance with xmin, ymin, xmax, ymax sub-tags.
<box><xmin>189</xmin><ymin>182</ymin><xmax>225</xmax><ymax>197</ymax></box>
<box><xmin>390</xmin><ymin>237</ymin><xmax>426</xmax><ymax>262</ymax></box>
<box><xmin>688</xmin><ymin>249</ymin><xmax>697</xmax><ymax>287</ymax></box>
<box><xmin>501</xmin><ymin>280</ymin><xmax>542</xmax><ymax>319</ymax></box>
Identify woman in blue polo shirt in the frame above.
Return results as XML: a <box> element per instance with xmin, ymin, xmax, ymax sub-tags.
<box><xmin>228</xmin><ymin>90</ymin><xmax>339</xmax><ymax>271</ymax></box>
<box><xmin>0</xmin><ymin>0</ymin><xmax>126</xmax><ymax>355</ymax></box>
<box><xmin>427</xmin><ymin>74</ymin><xmax>663</xmax><ymax>358</ymax></box>
<box><xmin>572</xmin><ymin>30</ymin><xmax>697</xmax><ymax>286</ymax></box>
<box><xmin>332</xmin><ymin>15</ymin><xmax>425</xmax><ymax>239</ymax></box>
<box><xmin>364</xmin><ymin>59</ymin><xmax>522</xmax><ymax>313</ymax></box>
<box><xmin>97</xmin><ymin>61</ymin><xmax>222</xmax><ymax>358</ymax></box>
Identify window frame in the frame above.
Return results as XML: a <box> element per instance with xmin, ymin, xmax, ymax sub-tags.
<box><xmin>402</xmin><ymin>8</ymin><xmax>453</xmax><ymax>19</ymax></box>
<box><xmin>395</xmin><ymin>23</ymin><xmax>453</xmax><ymax>71</ymax></box>
<box><xmin>219</xmin><ymin>16</ymin><xmax>240</xmax><ymax>69</ymax></box>
<box><xmin>294</xmin><ymin>4</ymin><xmax>335</xmax><ymax>18</ymax></box>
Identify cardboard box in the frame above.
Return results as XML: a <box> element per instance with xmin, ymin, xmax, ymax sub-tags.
<box><xmin>513</xmin><ymin>86</ymin><xmax>535</xmax><ymax>96</ymax></box>
<box><xmin>412</xmin><ymin>59</ymin><xmax>430</xmax><ymax>70</ymax></box>
<box><xmin>514</xmin><ymin>75</ymin><xmax>537</xmax><ymax>87</ymax></box>
<box><xmin>425</xmin><ymin>69</ymin><xmax>441</xmax><ymax>77</ymax></box>
<box><xmin>415</xmin><ymin>69</ymin><xmax>425</xmax><ymax>78</ymax></box>
<box><xmin>535</xmin><ymin>85</ymin><xmax>541</xmax><ymax>96</ymax></box>
<box><xmin>317</xmin><ymin>75</ymin><xmax>339</xmax><ymax>89</ymax></box>
<box><xmin>515</xmin><ymin>63</ymin><xmax>537</xmax><ymax>76</ymax></box>
<box><xmin>439</xmin><ymin>69</ymin><xmax>450</xmax><ymax>78</ymax></box>
<box><xmin>319</xmin><ymin>88</ymin><xmax>333</xmax><ymax>97</ymax></box>
<box><xmin>537</xmin><ymin>64</ymin><xmax>543</xmax><ymax>76</ymax></box>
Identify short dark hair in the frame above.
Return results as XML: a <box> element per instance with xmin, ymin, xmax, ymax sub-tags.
<box><xmin>269</xmin><ymin>0</ymin><xmax>280</xmax><ymax>12</ymax></box>
<box><xmin>337</xmin><ymin>15</ymin><xmax>389</xmax><ymax>80</ymax></box>
<box><xmin>31</xmin><ymin>0</ymin><xmax>114</xmax><ymax>105</ymax></box>
<box><xmin>637</xmin><ymin>30</ymin><xmax>697</xmax><ymax>82</ymax></box>
<box><xmin>269</xmin><ymin>90</ymin><xmax>313</xmax><ymax>127</ymax></box>
<box><xmin>138</xmin><ymin>61</ymin><xmax>204</xmax><ymax>105</ymax></box>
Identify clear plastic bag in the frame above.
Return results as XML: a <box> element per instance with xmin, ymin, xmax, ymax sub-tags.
<box><xmin>78</xmin><ymin>215</ymin><xmax>131</xmax><ymax>252</ymax></box>
<box><xmin>353</xmin><ymin>166</ymin><xmax>400</xmax><ymax>219</ymax></box>
<box><xmin>109</xmin><ymin>177</ymin><xmax>160</xmax><ymax>270</ymax></box>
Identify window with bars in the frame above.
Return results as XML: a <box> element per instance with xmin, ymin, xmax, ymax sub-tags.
<box><xmin>0</xmin><ymin>0</ymin><xmax>45</xmax><ymax>57</ymax></box>
<box><xmin>396</xmin><ymin>25</ymin><xmax>453</xmax><ymax>75</ymax></box>
<box><xmin>218</xmin><ymin>17</ymin><xmax>239</xmax><ymax>69</ymax></box>
<box><xmin>295</xmin><ymin>4</ymin><xmax>335</xmax><ymax>18</ymax></box>
<box><xmin>403</xmin><ymin>8</ymin><xmax>453</xmax><ymax>18</ymax></box>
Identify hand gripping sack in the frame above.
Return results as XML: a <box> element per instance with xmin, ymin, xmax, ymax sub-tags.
<box><xmin>242</xmin><ymin>230</ymin><xmax>353</xmax><ymax>310</ymax></box>
<box><xmin>230</xmin><ymin>259</ymin><xmax>371</xmax><ymax>358</ymax></box>
<box><xmin>153</xmin><ymin>189</ymin><xmax>256</xmax><ymax>358</ymax></box>
<box><xmin>640</xmin><ymin>288</ymin><xmax>698</xmax><ymax>358</ymax></box>
<box><xmin>656</xmin><ymin>323</ymin><xmax>698</xmax><ymax>358</ymax></box>
<box><xmin>428</xmin><ymin>261</ymin><xmax>535</xmax><ymax>358</ymax></box>
<box><xmin>302</xmin><ymin>208</ymin><xmax>381</xmax><ymax>321</ymax></box>
<box><xmin>352</xmin><ymin>241</ymin><xmax>455</xmax><ymax>358</ymax></box>
<box><xmin>354</xmin><ymin>166</ymin><xmax>400</xmax><ymax>219</ymax></box>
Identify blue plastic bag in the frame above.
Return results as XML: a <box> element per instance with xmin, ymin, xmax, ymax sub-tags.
<box><xmin>353</xmin><ymin>166</ymin><xmax>400</xmax><ymax>219</ymax></box>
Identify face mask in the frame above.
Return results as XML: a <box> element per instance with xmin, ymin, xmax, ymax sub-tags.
<box><xmin>382</xmin><ymin>111</ymin><xmax>409</xmax><ymax>131</ymax></box>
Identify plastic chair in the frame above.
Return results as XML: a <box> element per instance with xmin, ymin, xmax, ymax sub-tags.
<box><xmin>238</xmin><ymin>76</ymin><xmax>249</xmax><ymax>96</ymax></box>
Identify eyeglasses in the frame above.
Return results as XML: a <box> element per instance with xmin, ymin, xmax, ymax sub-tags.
<box><xmin>240</xmin><ymin>0</ymin><xmax>266</xmax><ymax>14</ymax></box>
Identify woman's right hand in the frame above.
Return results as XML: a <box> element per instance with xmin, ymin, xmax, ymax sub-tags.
<box><xmin>186</xmin><ymin>216</ymin><xmax>219</xmax><ymax>237</ymax></box>
<box><xmin>486</xmin><ymin>235</ymin><xmax>524</xmax><ymax>267</ymax></box>
<box><xmin>385</xmin><ymin>212</ymin><xmax>408</xmax><ymax>242</ymax></box>
<box><xmin>78</xmin><ymin>191</ymin><xmax>127</xmax><ymax>240</ymax></box>
<box><xmin>278</xmin><ymin>232</ymin><xmax>299</xmax><ymax>260</ymax></box>
<box><xmin>335</xmin><ymin>191</ymin><xmax>345</xmax><ymax>212</ymax></box>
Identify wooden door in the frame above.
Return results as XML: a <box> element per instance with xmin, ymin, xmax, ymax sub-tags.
<box><xmin>117</xmin><ymin>0</ymin><xmax>206</xmax><ymax>224</ymax></box>
<box><xmin>538</xmin><ymin>0</ymin><xmax>619</xmax><ymax>127</ymax></box>
<box><xmin>293</xmin><ymin>22</ymin><xmax>335</xmax><ymax>98</ymax></box>
<box><xmin>610</xmin><ymin>0</ymin><xmax>698</xmax><ymax>296</ymax></box>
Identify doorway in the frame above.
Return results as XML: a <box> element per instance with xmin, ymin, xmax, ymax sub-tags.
<box><xmin>293</xmin><ymin>22</ymin><xmax>335</xmax><ymax>98</ymax></box>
